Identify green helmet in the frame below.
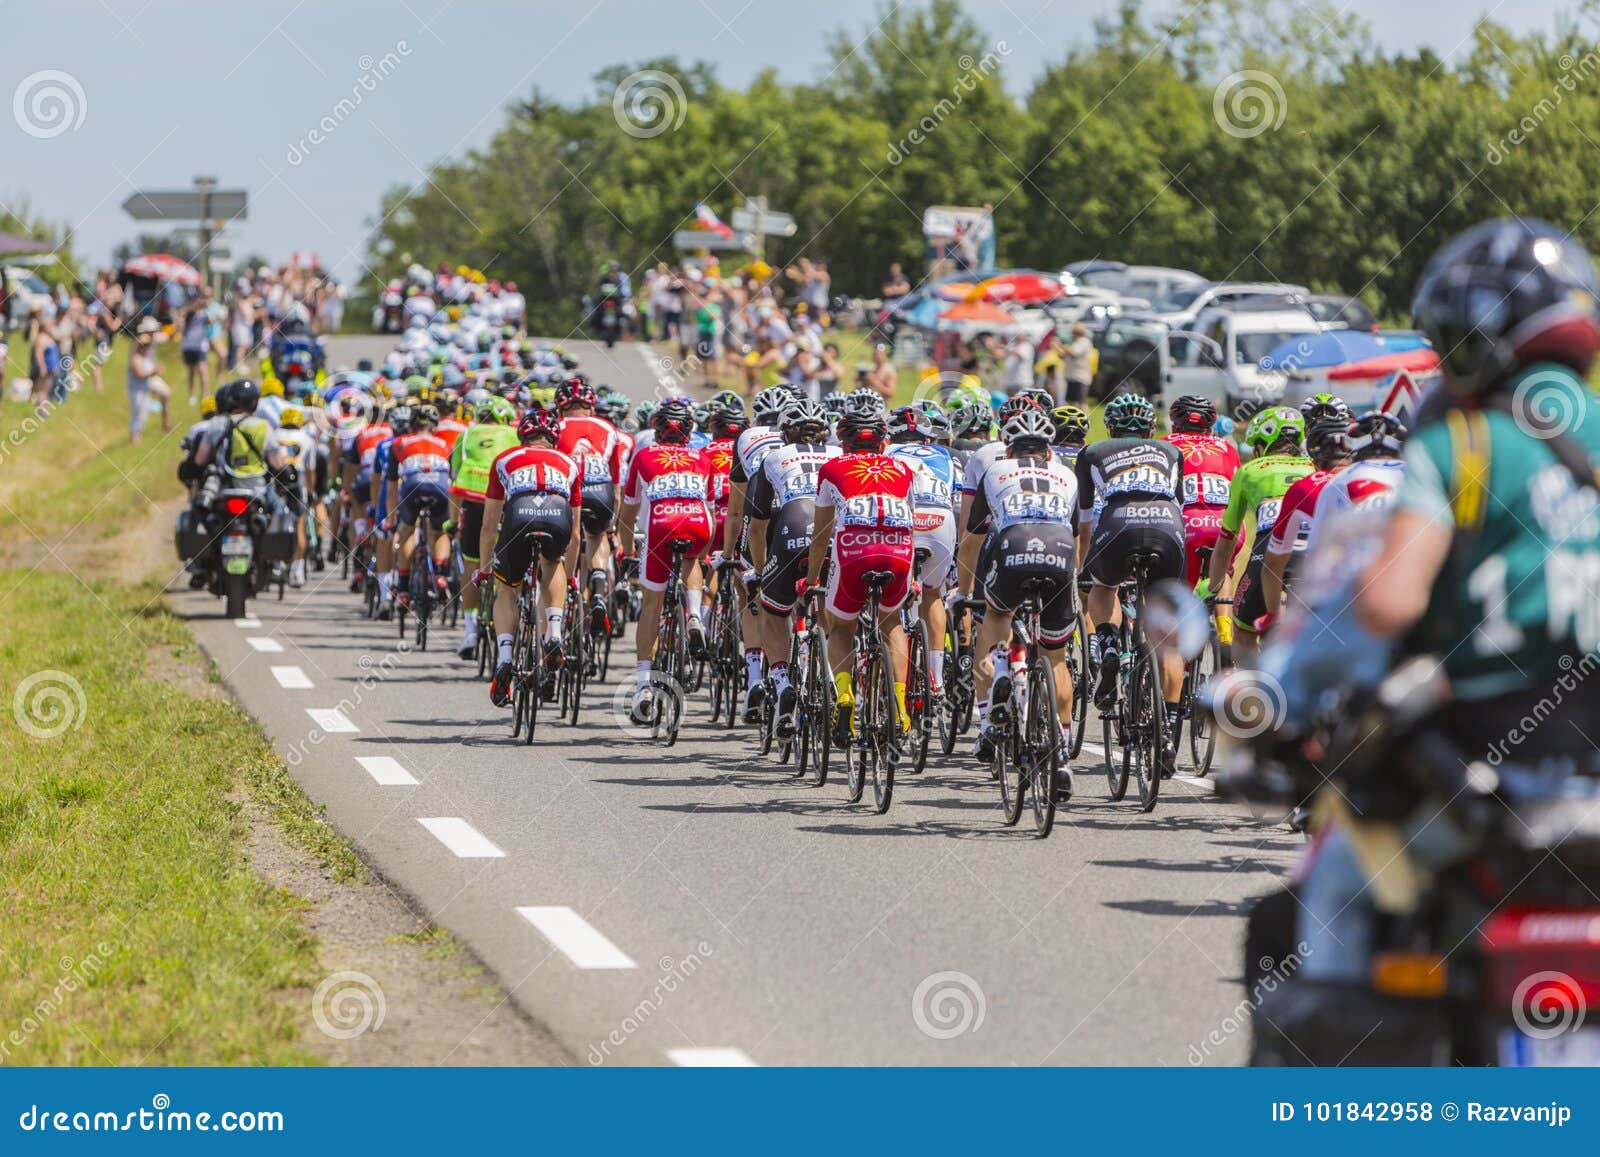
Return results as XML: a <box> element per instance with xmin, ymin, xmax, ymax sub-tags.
<box><xmin>404</xmin><ymin>374</ymin><xmax>428</xmax><ymax>396</ymax></box>
<box><xmin>1244</xmin><ymin>406</ymin><xmax>1306</xmax><ymax>453</ymax></box>
<box><xmin>1104</xmin><ymin>391</ymin><xmax>1156</xmax><ymax>435</ymax></box>
<box><xmin>948</xmin><ymin>397</ymin><xmax>992</xmax><ymax>439</ymax></box>
<box><xmin>476</xmin><ymin>396</ymin><xmax>516</xmax><ymax>425</ymax></box>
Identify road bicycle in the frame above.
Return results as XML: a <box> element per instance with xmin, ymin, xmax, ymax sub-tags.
<box><xmin>705</xmin><ymin>561</ymin><xmax>743</xmax><ymax>730</ymax></box>
<box><xmin>510</xmin><ymin>533</ymin><xmax>556</xmax><ymax>745</ymax></box>
<box><xmin>843</xmin><ymin>570</ymin><xmax>902</xmax><ymax>814</ymax></box>
<box><xmin>1176</xmin><ymin>595</ymin><xmax>1231</xmax><ymax>777</ymax></box>
<box><xmin>474</xmin><ymin>574</ymin><xmax>497</xmax><ymax>679</ymax></box>
<box><xmin>557</xmin><ymin>577</ymin><xmax>587</xmax><ymax>725</ymax></box>
<box><xmin>902</xmin><ymin>551</ymin><xmax>934</xmax><ymax>774</ymax></box>
<box><xmin>941</xmin><ymin>596</ymin><xmax>982</xmax><ymax>756</ymax></box>
<box><xmin>989</xmin><ymin>576</ymin><xmax>1067</xmax><ymax>837</ymax></box>
<box><xmin>399</xmin><ymin>505</ymin><xmax>447</xmax><ymax>651</ymax></box>
<box><xmin>640</xmin><ymin>540</ymin><xmax>694</xmax><ymax>746</ymax></box>
<box><xmin>1101</xmin><ymin>549</ymin><xmax>1170</xmax><ymax>813</ymax></box>
<box><xmin>793</xmin><ymin>590</ymin><xmax>833</xmax><ymax>787</ymax></box>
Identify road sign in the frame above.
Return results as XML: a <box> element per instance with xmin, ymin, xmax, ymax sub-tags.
<box><xmin>731</xmin><ymin>206</ymin><xmax>796</xmax><ymax>237</ymax></box>
<box><xmin>122</xmin><ymin>189</ymin><xmax>248</xmax><ymax>221</ymax></box>
<box><xmin>674</xmin><ymin>230</ymin><xmax>751</xmax><ymax>252</ymax></box>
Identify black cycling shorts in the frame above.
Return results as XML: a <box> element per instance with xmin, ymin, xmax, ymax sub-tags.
<box><xmin>981</xmin><ymin>522</ymin><xmax>1079</xmax><ymax>647</ymax></box>
<box><xmin>1084</xmin><ymin>498</ymin><xmax>1186</xmax><ymax>588</ymax></box>
<box><xmin>758</xmin><ymin>500</ymin><xmax>816</xmax><ymax>614</ymax></box>
<box><xmin>579</xmin><ymin>482</ymin><xmax>616</xmax><ymax>538</ymax></box>
<box><xmin>459</xmin><ymin>498</ymin><xmax>485</xmax><ymax>562</ymax></box>
<box><xmin>1233</xmin><ymin>548</ymin><xmax>1297</xmax><ymax>636</ymax></box>
<box><xmin>493</xmin><ymin>494</ymin><xmax>574</xmax><ymax>585</ymax></box>
<box><xmin>396</xmin><ymin>483</ymin><xmax>450</xmax><ymax>528</ymax></box>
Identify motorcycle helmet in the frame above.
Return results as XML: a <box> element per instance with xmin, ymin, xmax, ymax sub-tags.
<box><xmin>1244</xmin><ymin>406</ymin><xmax>1306</xmax><ymax>454</ymax></box>
<box><xmin>216</xmin><ymin>378</ymin><xmax>261</xmax><ymax>415</ymax></box>
<box><xmin>1104</xmin><ymin>391</ymin><xmax>1156</xmax><ymax>436</ymax></box>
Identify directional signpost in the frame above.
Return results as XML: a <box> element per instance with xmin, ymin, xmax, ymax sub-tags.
<box><xmin>122</xmin><ymin>176</ymin><xmax>247</xmax><ymax>290</ymax></box>
<box><xmin>729</xmin><ymin>196</ymin><xmax>795</xmax><ymax>259</ymax></box>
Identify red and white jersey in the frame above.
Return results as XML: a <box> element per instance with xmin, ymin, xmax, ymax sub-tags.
<box><xmin>353</xmin><ymin>423</ymin><xmax>393</xmax><ymax>474</ymax></box>
<box><xmin>815</xmin><ymin>453</ymin><xmax>917</xmax><ymax>536</ymax></box>
<box><xmin>732</xmin><ymin>425</ymin><xmax>784</xmax><ymax>484</ymax></box>
<box><xmin>435</xmin><ymin>416</ymin><xmax>468</xmax><ymax>454</ymax></box>
<box><xmin>623</xmin><ymin>442</ymin><xmax>712</xmax><ymax>521</ymax></box>
<box><xmin>485</xmin><ymin>445</ymin><xmax>583</xmax><ymax>506</ymax></box>
<box><xmin>705</xmin><ymin>437</ymin><xmax>737</xmax><ymax>515</ymax></box>
<box><xmin>1168</xmin><ymin>432</ymin><xmax>1240</xmax><ymax>509</ymax></box>
<box><xmin>615</xmin><ymin>428</ymin><xmax>636</xmax><ymax>485</ymax></box>
<box><xmin>386</xmin><ymin>432</ymin><xmax>452</xmax><ymax>487</ymax></box>
<box><xmin>557</xmin><ymin>414</ymin><xmax>626</xmax><ymax>487</ymax></box>
<box><xmin>1266</xmin><ymin>468</ymin><xmax>1337</xmax><ymax>555</ymax></box>
<box><xmin>1304</xmin><ymin>458</ymin><xmax>1405</xmax><ymax>558</ymax></box>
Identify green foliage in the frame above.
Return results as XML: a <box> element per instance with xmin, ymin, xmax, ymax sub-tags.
<box><xmin>364</xmin><ymin>0</ymin><xmax>1600</xmax><ymax>325</ymax></box>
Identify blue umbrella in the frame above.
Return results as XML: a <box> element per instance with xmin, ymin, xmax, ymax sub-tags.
<box><xmin>1260</xmin><ymin>329</ymin><xmax>1390</xmax><ymax>371</ymax></box>
<box><xmin>1374</xmin><ymin>329</ymin><xmax>1433</xmax><ymax>353</ymax></box>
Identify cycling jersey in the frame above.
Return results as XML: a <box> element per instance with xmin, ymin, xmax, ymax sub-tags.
<box><xmin>622</xmin><ymin>442</ymin><xmax>714</xmax><ymax>591</ymax></box>
<box><xmin>274</xmin><ymin>426</ymin><xmax>317</xmax><ymax>510</ymax></box>
<box><xmin>485</xmin><ymin>445</ymin><xmax>583</xmax><ymax>583</ymax></box>
<box><xmin>730</xmin><ymin>425</ymin><xmax>784</xmax><ymax>485</ymax></box>
<box><xmin>887</xmin><ymin>442</ymin><xmax>962</xmax><ymax>588</ymax></box>
<box><xmin>969</xmin><ymin>453</ymin><xmax>1081</xmax><ymax>644</ymax></box>
<box><xmin>1225</xmin><ymin>453</ymin><xmax>1313</xmax><ymax>633</ymax></box>
<box><xmin>450</xmin><ymin>422</ymin><xmax>520</xmax><ymax>501</ymax></box>
<box><xmin>1302</xmin><ymin>458</ymin><xmax>1405</xmax><ymax>558</ymax></box>
<box><xmin>1167</xmin><ymin>432</ymin><xmax>1239</xmax><ymax>508</ymax></box>
<box><xmin>350</xmin><ymin>423</ymin><xmax>393</xmax><ymax>491</ymax></box>
<box><xmin>747</xmin><ymin>441</ymin><xmax>841</xmax><ymax>613</ymax></box>
<box><xmin>968</xmin><ymin>454</ymin><xmax>1080</xmax><ymax>535</ymax></box>
<box><xmin>956</xmin><ymin>439</ymin><xmax>1008</xmax><ymax>497</ymax></box>
<box><xmin>560</xmin><ymin>414</ymin><xmax>626</xmax><ymax>536</ymax></box>
<box><xmin>1267</xmin><ymin>468</ymin><xmax>1339</xmax><ymax>557</ymax></box>
<box><xmin>815</xmin><ymin>453</ymin><xmax>917</xmax><ymax>620</ymax></box>
<box><xmin>387</xmin><ymin>431</ymin><xmax>453</xmax><ymax>526</ymax></box>
<box><xmin>435</xmin><ymin>416</ymin><xmax>467</xmax><ymax>454</ymax></box>
<box><xmin>1075</xmin><ymin>438</ymin><xmax>1186</xmax><ymax>587</ymax></box>
<box><xmin>705</xmin><ymin>437</ymin><xmax>736</xmax><ymax>550</ymax></box>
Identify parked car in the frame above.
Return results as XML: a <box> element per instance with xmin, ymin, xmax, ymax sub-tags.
<box><xmin>1164</xmin><ymin>301</ymin><xmax>1322</xmax><ymax>418</ymax></box>
<box><xmin>1092</xmin><ymin>314</ymin><xmax>1168</xmax><ymax>399</ymax></box>
<box><xmin>4</xmin><ymin>267</ymin><xmax>54</xmax><ymax>329</ymax></box>
<box><xmin>1300</xmin><ymin>292</ymin><xmax>1379</xmax><ymax>332</ymax></box>
<box><xmin>1152</xmin><ymin>280</ymin><xmax>1310</xmax><ymax>330</ymax></box>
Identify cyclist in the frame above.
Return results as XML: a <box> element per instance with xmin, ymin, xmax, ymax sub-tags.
<box><xmin>555</xmin><ymin>377</ymin><xmax>628</xmax><ymax>620</ymax></box>
<box><xmin>948</xmin><ymin>397</ymin><xmax>993</xmax><ymax>471</ymax></box>
<box><xmin>1301</xmin><ymin>411</ymin><xmax>1407</xmax><ymax>559</ymax></box>
<box><xmin>619</xmin><ymin>398</ymin><xmax>715</xmax><ymax>723</ymax></box>
<box><xmin>450</xmin><ymin>397</ymin><xmax>520</xmax><ymax>658</ymax></box>
<box><xmin>703</xmin><ymin>394</ymin><xmax>748</xmax><ymax>659</ymax></box>
<box><xmin>1204</xmin><ymin>406</ymin><xmax>1311</xmax><ymax>661</ymax></box>
<box><xmin>968</xmin><ymin>406</ymin><xmax>1082</xmax><ymax>771</ymax></box>
<box><xmin>1077</xmin><ymin>391</ymin><xmax>1188</xmax><ymax>772</ymax></box>
<box><xmin>1260</xmin><ymin>413</ymin><xmax>1353</xmax><ymax>622</ymax></box>
<box><xmin>806</xmin><ymin>409</ymin><xmax>918</xmax><ymax>744</ymax></box>
<box><xmin>726</xmin><ymin>386</ymin><xmax>793</xmax><ymax>717</ymax></box>
<box><xmin>346</xmin><ymin>402</ymin><xmax>394</xmax><ymax>600</ymax></box>
<box><xmin>1165</xmin><ymin>394</ymin><xmax>1240</xmax><ymax>591</ymax></box>
<box><xmin>747</xmin><ymin>397</ymin><xmax>840</xmax><ymax>735</ymax></box>
<box><xmin>886</xmin><ymin>403</ymin><xmax>961</xmax><ymax>704</ymax></box>
<box><xmin>477</xmin><ymin>409</ymin><xmax>583</xmax><ymax>707</ymax></box>
<box><xmin>385</xmin><ymin>404</ymin><xmax>453</xmax><ymax>613</ymax></box>
<box><xmin>273</xmin><ymin>405</ymin><xmax>318</xmax><ymax>588</ymax></box>
<box><xmin>1049</xmin><ymin>404</ymin><xmax>1091</xmax><ymax>471</ymax></box>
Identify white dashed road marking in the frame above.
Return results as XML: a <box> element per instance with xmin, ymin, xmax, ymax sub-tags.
<box><xmin>246</xmin><ymin>637</ymin><xmax>284</xmax><ymax>653</ymax></box>
<box><xmin>271</xmin><ymin>666</ymin><xmax>314</xmax><ymax>689</ymax></box>
<box><xmin>356</xmin><ymin>756</ymin><xmax>418</xmax><ymax>786</ymax></box>
<box><xmin>667</xmin><ymin>1047</ymin><xmax>756</xmax><ymax>1066</ymax></box>
<box><xmin>516</xmin><ymin>906</ymin><xmax>636</xmax><ymax>970</ymax></box>
<box><xmin>234</xmin><ymin>617</ymin><xmax>262</xmax><ymax>628</ymax></box>
<box><xmin>419</xmin><ymin>817</ymin><xmax>504</xmax><ymax>858</ymax></box>
<box><xmin>306</xmin><ymin>707</ymin><xmax>358</xmax><ymax>733</ymax></box>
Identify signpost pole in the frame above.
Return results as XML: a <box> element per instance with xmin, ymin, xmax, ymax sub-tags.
<box><xmin>195</xmin><ymin>176</ymin><xmax>217</xmax><ymax>293</ymax></box>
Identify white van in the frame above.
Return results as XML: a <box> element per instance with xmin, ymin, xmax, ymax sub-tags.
<box><xmin>1163</xmin><ymin>302</ymin><xmax>1322</xmax><ymax>417</ymax></box>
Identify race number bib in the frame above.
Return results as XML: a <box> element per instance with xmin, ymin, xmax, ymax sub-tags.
<box><xmin>1181</xmin><ymin>473</ymin><xmax>1231</xmax><ymax>507</ymax></box>
<box><xmin>1254</xmin><ymin>497</ymin><xmax>1283</xmax><ymax>535</ymax></box>
<box><xmin>1107</xmin><ymin>463</ymin><xmax>1172</xmax><ymax>497</ymax></box>
<box><xmin>839</xmin><ymin>493</ymin><xmax>912</xmax><ymax>528</ymax></box>
<box><xmin>1000</xmin><ymin>490</ymin><xmax>1073</xmax><ymax>525</ymax></box>
<box><xmin>646</xmin><ymin>471</ymin><xmax>704</xmax><ymax>501</ymax></box>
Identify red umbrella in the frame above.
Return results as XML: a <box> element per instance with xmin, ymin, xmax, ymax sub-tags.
<box><xmin>121</xmin><ymin>252</ymin><xmax>201</xmax><ymax>286</ymax></box>
<box><xmin>936</xmin><ymin>300</ymin><xmax>1018</xmax><ymax>329</ymax></box>
<box><xmin>1326</xmin><ymin>348</ymin><xmax>1439</xmax><ymax>380</ymax></box>
<box><xmin>970</xmin><ymin>271</ymin><xmax>1065</xmax><ymax>305</ymax></box>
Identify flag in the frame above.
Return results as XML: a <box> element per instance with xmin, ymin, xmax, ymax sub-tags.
<box><xmin>694</xmin><ymin>202</ymin><xmax>732</xmax><ymax>238</ymax></box>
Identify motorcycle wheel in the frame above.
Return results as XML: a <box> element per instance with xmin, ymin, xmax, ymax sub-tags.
<box><xmin>224</xmin><ymin>571</ymin><xmax>249</xmax><ymax>619</ymax></box>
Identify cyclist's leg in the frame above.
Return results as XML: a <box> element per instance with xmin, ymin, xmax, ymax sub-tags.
<box><xmin>457</xmin><ymin>498</ymin><xmax>486</xmax><ymax>654</ymax></box>
<box><xmin>918</xmin><ymin>519</ymin><xmax>955</xmax><ymax>695</ymax></box>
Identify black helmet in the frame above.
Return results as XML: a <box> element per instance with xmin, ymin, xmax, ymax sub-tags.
<box><xmin>1412</xmin><ymin>217</ymin><xmax>1600</xmax><ymax>394</ymax></box>
<box><xmin>1304</xmin><ymin>414</ymin><xmax>1350</xmax><ymax>464</ymax></box>
<box><xmin>1168</xmin><ymin>394</ymin><xmax>1217</xmax><ymax>433</ymax></box>
<box><xmin>216</xmin><ymin>377</ymin><xmax>260</xmax><ymax>415</ymax></box>
<box><xmin>707</xmin><ymin>392</ymin><xmax>748</xmax><ymax>439</ymax></box>
<box><xmin>1346</xmin><ymin>412</ymin><xmax>1407</xmax><ymax>459</ymax></box>
<box><xmin>652</xmin><ymin>397</ymin><xmax>695</xmax><ymax>444</ymax></box>
<box><xmin>837</xmin><ymin>411</ymin><xmax>888</xmax><ymax>452</ymax></box>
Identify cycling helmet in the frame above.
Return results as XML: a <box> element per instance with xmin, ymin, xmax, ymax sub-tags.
<box><xmin>837</xmin><ymin>411</ymin><xmax>888</xmax><ymax>451</ymax></box>
<box><xmin>1104</xmin><ymin>391</ymin><xmax>1156</xmax><ymax>436</ymax></box>
<box><xmin>1001</xmin><ymin>407</ymin><xmax>1055</xmax><ymax>450</ymax></box>
<box><xmin>1299</xmin><ymin>392</ymin><xmax>1350</xmax><ymax>425</ymax></box>
<box><xmin>517</xmin><ymin>409</ymin><xmax>560</xmax><ymax>445</ymax></box>
<box><xmin>691</xmin><ymin>403</ymin><xmax>711</xmax><ymax>432</ymax></box>
<box><xmin>752</xmin><ymin>386</ymin><xmax>794</xmax><ymax>426</ymax></box>
<box><xmin>653</xmin><ymin>397</ymin><xmax>696</xmax><ymax>444</ymax></box>
<box><xmin>1243</xmin><ymin>406</ymin><xmax>1306</xmax><ymax>454</ymax></box>
<box><xmin>555</xmin><ymin>377</ymin><xmax>599</xmax><ymax>411</ymax></box>
<box><xmin>950</xmin><ymin>398</ymin><xmax>994</xmax><ymax>439</ymax></box>
<box><xmin>1304</xmin><ymin>414</ymin><xmax>1350</xmax><ymax>465</ymax></box>
<box><xmin>1017</xmin><ymin>387</ymin><xmax>1054</xmax><ymax>413</ymax></box>
<box><xmin>1051</xmin><ymin>404</ymin><xmax>1091</xmax><ymax>446</ymax></box>
<box><xmin>412</xmin><ymin>403</ymin><xmax>439</xmax><ymax>428</ymax></box>
<box><xmin>278</xmin><ymin>405</ymin><xmax>304</xmax><ymax>429</ymax></box>
<box><xmin>260</xmin><ymin>377</ymin><xmax>284</xmax><ymax>399</ymax></box>
<box><xmin>779</xmin><ymin>398</ymin><xmax>828</xmax><ymax>440</ymax></box>
<box><xmin>1169</xmin><ymin>394</ymin><xmax>1218</xmax><ymax>433</ymax></box>
<box><xmin>488</xmin><ymin>397</ymin><xmax>517</xmax><ymax>425</ymax></box>
<box><xmin>464</xmin><ymin>387</ymin><xmax>491</xmax><ymax>410</ymax></box>
<box><xmin>1412</xmin><ymin>216</ymin><xmax>1600</xmax><ymax>394</ymax></box>
<box><xmin>404</xmin><ymin>373</ymin><xmax>429</xmax><ymax>396</ymax></box>
<box><xmin>356</xmin><ymin>358</ymin><xmax>374</xmax><ymax>372</ymax></box>
<box><xmin>888</xmin><ymin>404</ymin><xmax>948</xmax><ymax>442</ymax></box>
<box><xmin>707</xmin><ymin>389</ymin><xmax>745</xmax><ymax>413</ymax></box>
<box><xmin>821</xmin><ymin>389</ymin><xmax>849</xmax><ymax>417</ymax></box>
<box><xmin>1345</xmin><ymin>412</ymin><xmax>1407</xmax><ymax>459</ymax></box>
<box><xmin>842</xmin><ymin>389</ymin><xmax>887</xmax><ymax>420</ymax></box>
<box><xmin>634</xmin><ymin>399</ymin><xmax>658</xmax><ymax>426</ymax></box>
<box><xmin>199</xmin><ymin>396</ymin><xmax>217</xmax><ymax>418</ymax></box>
<box><xmin>389</xmin><ymin>405</ymin><xmax>414</xmax><ymax>435</ymax></box>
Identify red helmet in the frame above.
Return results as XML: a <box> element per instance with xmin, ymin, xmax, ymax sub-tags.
<box><xmin>555</xmin><ymin>377</ymin><xmax>598</xmax><ymax>411</ymax></box>
<box><xmin>517</xmin><ymin>408</ymin><xmax>560</xmax><ymax>444</ymax></box>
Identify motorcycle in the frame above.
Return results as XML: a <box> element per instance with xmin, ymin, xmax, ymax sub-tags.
<box><xmin>372</xmin><ymin>281</ymin><xmax>404</xmax><ymax>333</ymax></box>
<box><xmin>1215</xmin><ymin>657</ymin><xmax>1600</xmax><ymax>1066</ymax></box>
<box><xmin>593</xmin><ymin>288</ymin><xmax>621</xmax><ymax>348</ymax></box>
<box><xmin>176</xmin><ymin>483</ymin><xmax>296</xmax><ymax>618</ymax></box>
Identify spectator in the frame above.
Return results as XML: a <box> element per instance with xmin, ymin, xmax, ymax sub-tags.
<box><xmin>882</xmin><ymin>262</ymin><xmax>910</xmax><ymax>303</ymax></box>
<box><xmin>126</xmin><ymin>317</ymin><xmax>171</xmax><ymax>443</ymax></box>
<box><xmin>1000</xmin><ymin>330</ymin><xmax>1036</xmax><ymax>395</ymax></box>
<box><xmin>228</xmin><ymin>290</ymin><xmax>254</xmax><ymax>372</ymax></box>
<box><xmin>27</xmin><ymin>304</ymin><xmax>59</xmax><ymax>409</ymax></box>
<box><xmin>866</xmin><ymin>342</ymin><xmax>896</xmax><ymax>402</ymax></box>
<box><xmin>179</xmin><ymin>291</ymin><xmax>211</xmax><ymax>404</ymax></box>
<box><xmin>1062</xmin><ymin>322</ymin><xmax>1094</xmax><ymax>405</ymax></box>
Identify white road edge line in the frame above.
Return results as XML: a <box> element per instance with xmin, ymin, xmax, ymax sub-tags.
<box><xmin>667</xmin><ymin>1047</ymin><xmax>757</xmax><ymax>1067</ymax></box>
<box><xmin>356</xmin><ymin>756</ymin><xmax>418</xmax><ymax>786</ymax></box>
<box><xmin>246</xmin><ymin>637</ymin><xmax>284</xmax><ymax>653</ymax></box>
<box><xmin>306</xmin><ymin>707</ymin><xmax>359</xmax><ymax>733</ymax></box>
<box><xmin>419</xmin><ymin>817</ymin><xmax>505</xmax><ymax>858</ymax></box>
<box><xmin>271</xmin><ymin>666</ymin><xmax>314</xmax><ymax>689</ymax></box>
<box><xmin>516</xmin><ymin>906</ymin><xmax>636</xmax><ymax>970</ymax></box>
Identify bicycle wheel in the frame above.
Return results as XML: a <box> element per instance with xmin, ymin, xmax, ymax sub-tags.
<box><xmin>1128</xmin><ymin>642</ymin><xmax>1163</xmax><ymax>812</ymax></box>
<box><xmin>907</xmin><ymin>625</ymin><xmax>930</xmax><ymax>774</ymax></box>
<box><xmin>1026</xmin><ymin>657</ymin><xmax>1059</xmax><ymax>837</ymax></box>
<box><xmin>1187</xmin><ymin>633</ymin><xmax>1223</xmax><ymax>775</ymax></box>
<box><xmin>867</xmin><ymin>639</ymin><xmax>897</xmax><ymax>815</ymax></box>
<box><xmin>523</xmin><ymin>587</ymin><xmax>543</xmax><ymax>745</ymax></box>
<box><xmin>806</xmin><ymin>627</ymin><xmax>831</xmax><ymax>787</ymax></box>
<box><xmin>844</xmin><ymin>675</ymin><xmax>866</xmax><ymax>805</ymax></box>
<box><xmin>564</xmin><ymin>590</ymin><xmax>586</xmax><ymax>725</ymax></box>
<box><xmin>657</xmin><ymin>600</ymin><xmax>686</xmax><ymax>746</ymax></box>
<box><xmin>1069</xmin><ymin>612</ymin><xmax>1089</xmax><ymax>760</ymax></box>
<box><xmin>1104</xmin><ymin>637</ymin><xmax>1130</xmax><ymax>802</ymax></box>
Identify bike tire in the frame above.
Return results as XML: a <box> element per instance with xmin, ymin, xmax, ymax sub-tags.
<box><xmin>868</xmin><ymin>640</ymin><xmax>896</xmax><ymax>815</ymax></box>
<box><xmin>1027</xmin><ymin>658</ymin><xmax>1059</xmax><ymax>837</ymax></box>
<box><xmin>908</xmin><ymin>627</ymin><xmax>930</xmax><ymax>775</ymax></box>
<box><xmin>1070</xmin><ymin>613</ymin><xmax>1089</xmax><ymax>760</ymax></box>
<box><xmin>223</xmin><ymin>571</ymin><xmax>249</xmax><ymax>620</ymax></box>
<box><xmin>1131</xmin><ymin>643</ymin><xmax>1162</xmax><ymax>812</ymax></box>
<box><xmin>1187</xmin><ymin>634</ymin><xmax>1222</xmax><ymax>776</ymax></box>
<box><xmin>808</xmin><ymin>629</ymin><xmax>831</xmax><ymax>787</ymax></box>
<box><xmin>1104</xmin><ymin>644</ymin><xmax>1129</xmax><ymax>802</ymax></box>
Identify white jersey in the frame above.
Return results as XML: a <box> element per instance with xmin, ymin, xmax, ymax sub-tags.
<box><xmin>956</xmin><ymin>439</ymin><xmax>1008</xmax><ymax>497</ymax></box>
<box><xmin>752</xmin><ymin>441</ymin><xmax>841</xmax><ymax>512</ymax></box>
<box><xmin>1304</xmin><ymin>458</ymin><xmax>1405</xmax><ymax>559</ymax></box>
<box><xmin>972</xmin><ymin>454</ymin><xmax>1080</xmax><ymax>533</ymax></box>
<box><xmin>402</xmin><ymin>294</ymin><xmax>435</xmax><ymax>323</ymax></box>
<box><xmin>733</xmin><ymin>425</ymin><xmax>783</xmax><ymax>483</ymax></box>
<box><xmin>274</xmin><ymin>427</ymin><xmax>318</xmax><ymax>497</ymax></box>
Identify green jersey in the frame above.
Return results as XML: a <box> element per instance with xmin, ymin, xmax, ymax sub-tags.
<box><xmin>1396</xmin><ymin>363</ymin><xmax>1600</xmax><ymax>698</ymax></box>
<box><xmin>450</xmin><ymin>423</ymin><xmax>520</xmax><ymax>500</ymax></box>
<box><xmin>1220</xmin><ymin>453</ymin><xmax>1313</xmax><ymax>544</ymax></box>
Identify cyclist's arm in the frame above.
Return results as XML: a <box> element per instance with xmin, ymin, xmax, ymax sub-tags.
<box><xmin>478</xmin><ymin>498</ymin><xmax>502</xmax><ymax>569</ymax></box>
<box><xmin>1261</xmin><ymin>549</ymin><xmax>1289</xmax><ymax>617</ymax></box>
<box><xmin>956</xmin><ymin>491</ymin><xmax>982</xmax><ymax>597</ymax></box>
<box><xmin>806</xmin><ymin>506</ymin><xmax>832</xmax><ymax>589</ymax></box>
<box><xmin>723</xmin><ymin>478</ymin><xmax>746</xmax><ymax>557</ymax></box>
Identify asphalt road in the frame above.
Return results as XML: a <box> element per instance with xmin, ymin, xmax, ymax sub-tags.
<box><xmin>175</xmin><ymin>335</ymin><xmax>1300</xmax><ymax>1066</ymax></box>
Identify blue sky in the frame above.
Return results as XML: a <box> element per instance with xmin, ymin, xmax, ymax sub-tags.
<box><xmin>0</xmin><ymin>0</ymin><xmax>1581</xmax><ymax>283</ymax></box>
